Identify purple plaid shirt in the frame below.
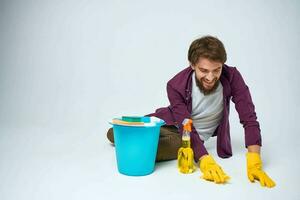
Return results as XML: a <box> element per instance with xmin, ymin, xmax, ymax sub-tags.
<box><xmin>147</xmin><ymin>64</ymin><xmax>262</xmax><ymax>161</ymax></box>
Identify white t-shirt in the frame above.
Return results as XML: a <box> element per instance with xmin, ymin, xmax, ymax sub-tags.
<box><xmin>191</xmin><ymin>72</ymin><xmax>224</xmax><ymax>141</ymax></box>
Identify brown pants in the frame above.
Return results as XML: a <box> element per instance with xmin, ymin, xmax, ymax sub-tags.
<box><xmin>106</xmin><ymin>125</ymin><xmax>181</xmax><ymax>162</ymax></box>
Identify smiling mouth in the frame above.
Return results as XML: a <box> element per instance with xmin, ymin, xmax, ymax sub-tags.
<box><xmin>204</xmin><ymin>81</ymin><xmax>214</xmax><ymax>86</ymax></box>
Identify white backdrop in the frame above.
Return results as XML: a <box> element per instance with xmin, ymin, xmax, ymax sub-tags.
<box><xmin>1</xmin><ymin>0</ymin><xmax>299</xmax><ymax>199</ymax></box>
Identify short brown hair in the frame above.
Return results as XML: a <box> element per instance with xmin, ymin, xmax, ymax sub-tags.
<box><xmin>188</xmin><ymin>35</ymin><xmax>227</xmax><ymax>65</ymax></box>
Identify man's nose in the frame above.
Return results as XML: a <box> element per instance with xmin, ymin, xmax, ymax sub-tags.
<box><xmin>206</xmin><ymin>72</ymin><xmax>214</xmax><ymax>82</ymax></box>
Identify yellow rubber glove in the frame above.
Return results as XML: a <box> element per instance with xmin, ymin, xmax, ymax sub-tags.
<box><xmin>199</xmin><ymin>155</ymin><xmax>230</xmax><ymax>184</ymax></box>
<box><xmin>178</xmin><ymin>147</ymin><xmax>196</xmax><ymax>173</ymax></box>
<box><xmin>246</xmin><ymin>152</ymin><xmax>276</xmax><ymax>188</ymax></box>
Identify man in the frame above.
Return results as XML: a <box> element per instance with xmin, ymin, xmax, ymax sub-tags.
<box><xmin>107</xmin><ymin>35</ymin><xmax>275</xmax><ymax>187</ymax></box>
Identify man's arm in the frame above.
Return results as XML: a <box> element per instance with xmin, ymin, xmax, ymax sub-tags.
<box><xmin>230</xmin><ymin>67</ymin><xmax>262</xmax><ymax>148</ymax></box>
<box><xmin>230</xmin><ymin>67</ymin><xmax>275</xmax><ymax>188</ymax></box>
<box><xmin>247</xmin><ymin>145</ymin><xmax>260</xmax><ymax>154</ymax></box>
<box><xmin>166</xmin><ymin>82</ymin><xmax>208</xmax><ymax>161</ymax></box>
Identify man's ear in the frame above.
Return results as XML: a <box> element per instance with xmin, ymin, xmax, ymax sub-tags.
<box><xmin>190</xmin><ymin>64</ymin><xmax>195</xmax><ymax>70</ymax></box>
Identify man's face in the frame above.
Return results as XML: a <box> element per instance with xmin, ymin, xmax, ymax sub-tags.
<box><xmin>191</xmin><ymin>58</ymin><xmax>223</xmax><ymax>95</ymax></box>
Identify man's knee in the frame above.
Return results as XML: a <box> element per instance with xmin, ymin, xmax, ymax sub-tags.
<box><xmin>156</xmin><ymin>131</ymin><xmax>181</xmax><ymax>162</ymax></box>
<box><xmin>107</xmin><ymin>128</ymin><xmax>114</xmax><ymax>143</ymax></box>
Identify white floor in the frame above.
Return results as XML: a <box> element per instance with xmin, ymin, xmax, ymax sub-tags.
<box><xmin>0</xmin><ymin>125</ymin><xmax>299</xmax><ymax>200</ymax></box>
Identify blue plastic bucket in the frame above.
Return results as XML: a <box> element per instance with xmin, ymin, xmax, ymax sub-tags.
<box><xmin>110</xmin><ymin>117</ymin><xmax>165</xmax><ymax>176</ymax></box>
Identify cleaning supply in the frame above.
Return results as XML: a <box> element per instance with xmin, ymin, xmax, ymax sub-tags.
<box><xmin>246</xmin><ymin>152</ymin><xmax>276</xmax><ymax>188</ymax></box>
<box><xmin>110</xmin><ymin>116</ymin><xmax>165</xmax><ymax>176</ymax></box>
<box><xmin>112</xmin><ymin>116</ymin><xmax>161</xmax><ymax>127</ymax></box>
<box><xmin>112</xmin><ymin>119</ymin><xmax>145</xmax><ymax>126</ymax></box>
<box><xmin>199</xmin><ymin>155</ymin><xmax>230</xmax><ymax>184</ymax></box>
<box><xmin>177</xmin><ymin>119</ymin><xmax>196</xmax><ymax>174</ymax></box>
<box><xmin>121</xmin><ymin>116</ymin><xmax>150</xmax><ymax>123</ymax></box>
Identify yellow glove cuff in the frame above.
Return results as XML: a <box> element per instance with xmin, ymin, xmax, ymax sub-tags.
<box><xmin>246</xmin><ymin>152</ymin><xmax>262</xmax><ymax>170</ymax></box>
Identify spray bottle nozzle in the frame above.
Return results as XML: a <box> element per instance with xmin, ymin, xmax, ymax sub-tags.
<box><xmin>182</xmin><ymin>119</ymin><xmax>192</xmax><ymax>132</ymax></box>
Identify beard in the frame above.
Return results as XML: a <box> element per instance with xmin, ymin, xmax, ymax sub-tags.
<box><xmin>195</xmin><ymin>76</ymin><xmax>220</xmax><ymax>95</ymax></box>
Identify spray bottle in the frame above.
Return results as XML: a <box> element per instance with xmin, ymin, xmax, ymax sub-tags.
<box><xmin>177</xmin><ymin>119</ymin><xmax>196</xmax><ymax>174</ymax></box>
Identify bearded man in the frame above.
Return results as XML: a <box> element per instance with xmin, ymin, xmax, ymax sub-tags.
<box><xmin>107</xmin><ymin>35</ymin><xmax>275</xmax><ymax>187</ymax></box>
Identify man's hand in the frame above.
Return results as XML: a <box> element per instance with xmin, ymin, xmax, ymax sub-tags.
<box><xmin>246</xmin><ymin>152</ymin><xmax>276</xmax><ymax>188</ymax></box>
<box><xmin>199</xmin><ymin>155</ymin><xmax>230</xmax><ymax>184</ymax></box>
